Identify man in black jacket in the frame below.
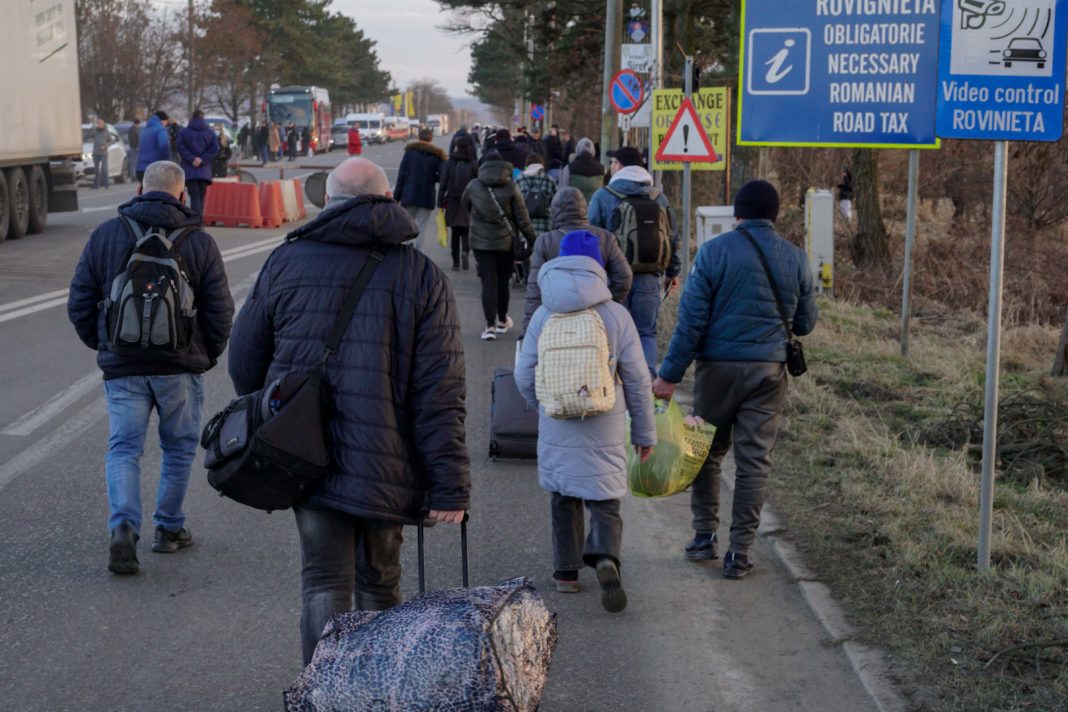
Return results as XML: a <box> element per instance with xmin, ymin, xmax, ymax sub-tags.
<box><xmin>394</xmin><ymin>128</ymin><xmax>446</xmax><ymax>251</ymax></box>
<box><xmin>228</xmin><ymin>157</ymin><xmax>471</xmax><ymax>665</ymax></box>
<box><xmin>67</xmin><ymin>160</ymin><xmax>234</xmax><ymax>575</ymax></box>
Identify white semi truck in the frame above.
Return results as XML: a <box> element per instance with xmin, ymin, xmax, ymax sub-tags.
<box><xmin>0</xmin><ymin>0</ymin><xmax>82</xmax><ymax>243</ymax></box>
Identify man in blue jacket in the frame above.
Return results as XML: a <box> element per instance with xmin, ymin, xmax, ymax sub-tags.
<box><xmin>588</xmin><ymin>146</ymin><xmax>681</xmax><ymax>374</ymax></box>
<box><xmin>228</xmin><ymin>157</ymin><xmax>470</xmax><ymax>665</ymax></box>
<box><xmin>176</xmin><ymin>109</ymin><xmax>220</xmax><ymax>216</ymax></box>
<box><xmin>67</xmin><ymin>160</ymin><xmax>234</xmax><ymax>575</ymax></box>
<box><xmin>653</xmin><ymin>180</ymin><xmax>817</xmax><ymax>580</ymax></box>
<box><xmin>135</xmin><ymin>110</ymin><xmax>173</xmax><ymax>182</ymax></box>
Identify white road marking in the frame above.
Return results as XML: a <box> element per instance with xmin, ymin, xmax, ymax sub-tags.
<box><xmin>0</xmin><ymin>289</ymin><xmax>71</xmax><ymax>315</ymax></box>
<box><xmin>0</xmin><ymin>236</ymin><xmax>282</xmax><ymax>325</ymax></box>
<box><xmin>0</xmin><ymin>372</ymin><xmax>101</xmax><ymax>437</ymax></box>
<box><xmin>0</xmin><ymin>397</ymin><xmax>105</xmax><ymax>492</ymax></box>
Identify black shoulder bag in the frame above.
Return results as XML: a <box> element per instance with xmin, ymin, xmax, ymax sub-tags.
<box><xmin>200</xmin><ymin>246</ymin><xmax>388</xmax><ymax>512</ymax></box>
<box><xmin>486</xmin><ymin>183</ymin><xmax>532</xmax><ymax>261</ymax></box>
<box><xmin>738</xmin><ymin>228</ymin><xmax>807</xmax><ymax>377</ymax></box>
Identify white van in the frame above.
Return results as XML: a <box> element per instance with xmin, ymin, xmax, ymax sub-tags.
<box><xmin>347</xmin><ymin>113</ymin><xmax>386</xmax><ymax>144</ymax></box>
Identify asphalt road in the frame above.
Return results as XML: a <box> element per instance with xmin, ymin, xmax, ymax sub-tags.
<box><xmin>0</xmin><ymin>138</ymin><xmax>875</xmax><ymax>711</ymax></box>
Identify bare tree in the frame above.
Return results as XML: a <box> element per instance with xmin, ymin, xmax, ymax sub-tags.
<box><xmin>137</xmin><ymin>11</ymin><xmax>184</xmax><ymax>114</ymax></box>
<box><xmin>1055</xmin><ymin>307</ymin><xmax>1068</xmax><ymax>377</ymax></box>
<box><xmin>76</xmin><ymin>0</ymin><xmax>149</xmax><ymax>120</ymax></box>
<box><xmin>851</xmin><ymin>148</ymin><xmax>890</xmax><ymax>267</ymax></box>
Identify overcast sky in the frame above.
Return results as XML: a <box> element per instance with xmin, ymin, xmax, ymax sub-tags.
<box><xmin>332</xmin><ymin>1</ymin><xmax>473</xmax><ymax>97</ymax></box>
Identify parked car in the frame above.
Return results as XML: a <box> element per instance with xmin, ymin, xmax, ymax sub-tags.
<box><xmin>75</xmin><ymin>123</ymin><xmax>129</xmax><ymax>183</ymax></box>
<box><xmin>330</xmin><ymin>118</ymin><xmax>349</xmax><ymax>150</ymax></box>
<box><xmin>1003</xmin><ymin>37</ymin><xmax>1046</xmax><ymax>68</ymax></box>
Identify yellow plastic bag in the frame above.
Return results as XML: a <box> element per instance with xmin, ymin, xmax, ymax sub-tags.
<box><xmin>627</xmin><ymin>399</ymin><xmax>716</xmax><ymax>498</ymax></box>
<box><xmin>436</xmin><ymin>210</ymin><xmax>448</xmax><ymax>249</ymax></box>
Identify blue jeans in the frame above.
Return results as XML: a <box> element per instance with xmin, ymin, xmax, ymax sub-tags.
<box><xmin>624</xmin><ymin>273</ymin><xmax>661</xmax><ymax>374</ymax></box>
<box><xmin>103</xmin><ymin>374</ymin><xmax>204</xmax><ymax>533</ymax></box>
<box><xmin>93</xmin><ymin>153</ymin><xmax>109</xmax><ymax>189</ymax></box>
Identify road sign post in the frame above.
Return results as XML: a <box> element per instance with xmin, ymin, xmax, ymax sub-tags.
<box><xmin>900</xmin><ymin>150</ymin><xmax>920</xmax><ymax>357</ymax></box>
<box><xmin>934</xmin><ymin>0</ymin><xmax>1068</xmax><ymax>570</ymax></box>
<box><xmin>682</xmin><ymin>55</ymin><xmax>693</xmax><ymax>286</ymax></box>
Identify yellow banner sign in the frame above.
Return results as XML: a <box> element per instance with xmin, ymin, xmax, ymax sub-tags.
<box><xmin>651</xmin><ymin>88</ymin><xmax>729</xmax><ymax>172</ymax></box>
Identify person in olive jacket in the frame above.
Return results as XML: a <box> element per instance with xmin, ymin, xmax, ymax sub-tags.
<box><xmin>227</xmin><ymin>157</ymin><xmax>470</xmax><ymax>666</ymax></box>
<box><xmin>461</xmin><ymin>152</ymin><xmax>538</xmax><ymax>341</ymax></box>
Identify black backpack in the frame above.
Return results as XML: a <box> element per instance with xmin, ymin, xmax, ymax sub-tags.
<box><xmin>607</xmin><ymin>187</ymin><xmax>672</xmax><ymax>274</ymax></box>
<box><xmin>521</xmin><ymin>177</ymin><xmax>552</xmax><ymax>219</ymax></box>
<box><xmin>103</xmin><ymin>217</ymin><xmax>197</xmax><ymax>355</ymax></box>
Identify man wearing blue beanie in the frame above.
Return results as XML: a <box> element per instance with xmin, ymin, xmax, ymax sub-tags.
<box><xmin>653</xmin><ymin>179</ymin><xmax>818</xmax><ymax>580</ymax></box>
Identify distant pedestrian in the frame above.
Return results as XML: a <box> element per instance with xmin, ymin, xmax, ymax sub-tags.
<box><xmin>541</xmin><ymin>125</ymin><xmax>564</xmax><ymax>167</ymax></box>
<box><xmin>523</xmin><ymin>187</ymin><xmax>632</xmax><ymax>333</ymax></box>
<box><xmin>135</xmin><ymin>110</ymin><xmax>172</xmax><ymax>182</ymax></box>
<box><xmin>67</xmin><ymin>160</ymin><xmax>234</xmax><ymax>575</ymax></box>
<box><xmin>302</xmin><ymin>125</ymin><xmax>312</xmax><ymax>156</ymax></box>
<box><xmin>514</xmin><ymin>231</ymin><xmax>655</xmax><ymax>612</ymax></box>
<box><xmin>347</xmin><ymin>125</ymin><xmax>362</xmax><ymax>156</ymax></box>
<box><xmin>127</xmin><ymin>118</ymin><xmax>142</xmax><ymax>181</ymax></box>
<box><xmin>269</xmin><ymin>122</ymin><xmax>282</xmax><ymax>162</ymax></box>
<box><xmin>227</xmin><ymin>157</ymin><xmax>470</xmax><ymax>665</ymax></box>
<box><xmin>212</xmin><ymin>127</ymin><xmax>232</xmax><ymax>178</ymax></box>
<box><xmin>588</xmin><ymin>146</ymin><xmax>681</xmax><ymax>374</ymax></box>
<box><xmin>91</xmin><ymin>118</ymin><xmax>110</xmax><ymax>190</ymax></box>
<box><xmin>559</xmin><ymin>137</ymin><xmax>604</xmax><ymax>205</ymax></box>
<box><xmin>286</xmin><ymin>124</ymin><xmax>298</xmax><ymax>161</ymax></box>
<box><xmin>237</xmin><ymin>123</ymin><xmax>250</xmax><ymax>158</ymax></box>
<box><xmin>449</xmin><ymin>127</ymin><xmax>479</xmax><ymax>160</ymax></box>
<box><xmin>560</xmin><ymin>128</ymin><xmax>576</xmax><ymax>163</ymax></box>
<box><xmin>461</xmin><ymin>151</ymin><xmax>537</xmax><ymax>341</ymax></box>
<box><xmin>254</xmin><ymin>122</ymin><xmax>268</xmax><ymax>165</ymax></box>
<box><xmin>653</xmin><ymin>180</ymin><xmax>818</xmax><ymax>580</ymax></box>
<box><xmin>515</xmin><ymin>153</ymin><xmax>557</xmax><ymax>236</ymax></box>
<box><xmin>393</xmin><ymin>128</ymin><xmax>445</xmax><ymax>251</ymax></box>
<box><xmin>485</xmin><ymin>129</ymin><xmax>530</xmax><ymax>171</ymax></box>
<box><xmin>837</xmin><ymin>166</ymin><xmax>854</xmax><ymax>221</ymax></box>
<box><xmin>437</xmin><ymin>131</ymin><xmax>479</xmax><ymax>271</ymax></box>
<box><xmin>176</xmin><ymin>110</ymin><xmax>220</xmax><ymax>216</ymax></box>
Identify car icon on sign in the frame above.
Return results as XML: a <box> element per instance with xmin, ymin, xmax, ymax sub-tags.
<box><xmin>1003</xmin><ymin>37</ymin><xmax>1047</xmax><ymax>68</ymax></box>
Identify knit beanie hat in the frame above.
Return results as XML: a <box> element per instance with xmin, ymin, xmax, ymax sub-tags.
<box><xmin>559</xmin><ymin>230</ymin><xmax>605</xmax><ymax>267</ymax></box>
<box><xmin>733</xmin><ymin>180</ymin><xmax>780</xmax><ymax>222</ymax></box>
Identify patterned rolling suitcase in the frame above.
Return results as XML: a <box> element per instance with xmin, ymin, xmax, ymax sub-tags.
<box><xmin>489</xmin><ymin>368</ymin><xmax>539</xmax><ymax>460</ymax></box>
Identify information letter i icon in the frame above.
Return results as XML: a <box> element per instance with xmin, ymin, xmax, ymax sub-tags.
<box><xmin>747</xmin><ymin>28</ymin><xmax>811</xmax><ymax>96</ymax></box>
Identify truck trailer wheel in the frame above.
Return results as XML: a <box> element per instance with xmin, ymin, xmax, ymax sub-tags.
<box><xmin>27</xmin><ymin>165</ymin><xmax>48</xmax><ymax>235</ymax></box>
<box><xmin>0</xmin><ymin>171</ymin><xmax>9</xmax><ymax>244</ymax></box>
<box><xmin>5</xmin><ymin>168</ymin><xmax>30</xmax><ymax>240</ymax></box>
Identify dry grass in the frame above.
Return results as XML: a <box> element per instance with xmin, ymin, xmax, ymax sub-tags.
<box><xmin>769</xmin><ymin>299</ymin><xmax>1068</xmax><ymax>711</ymax></box>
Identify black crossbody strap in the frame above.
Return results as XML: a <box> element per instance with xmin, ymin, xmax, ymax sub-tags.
<box><xmin>738</xmin><ymin>227</ymin><xmax>792</xmax><ymax>338</ymax></box>
<box><xmin>321</xmin><ymin>247</ymin><xmax>387</xmax><ymax>368</ymax></box>
<box><xmin>486</xmin><ymin>184</ymin><xmax>517</xmax><ymax>240</ymax></box>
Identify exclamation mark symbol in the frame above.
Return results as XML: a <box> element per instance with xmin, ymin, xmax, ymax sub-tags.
<box><xmin>683</xmin><ymin>125</ymin><xmax>689</xmax><ymax>153</ymax></box>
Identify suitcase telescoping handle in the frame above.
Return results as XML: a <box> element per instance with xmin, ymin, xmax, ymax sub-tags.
<box><xmin>417</xmin><ymin>511</ymin><xmax>470</xmax><ymax>594</ymax></box>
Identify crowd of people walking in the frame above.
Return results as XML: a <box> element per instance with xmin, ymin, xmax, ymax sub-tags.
<box><xmin>66</xmin><ymin>116</ymin><xmax>817</xmax><ymax>665</ymax></box>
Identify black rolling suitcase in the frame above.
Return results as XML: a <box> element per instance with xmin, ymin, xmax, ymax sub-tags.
<box><xmin>489</xmin><ymin>367</ymin><xmax>538</xmax><ymax>459</ymax></box>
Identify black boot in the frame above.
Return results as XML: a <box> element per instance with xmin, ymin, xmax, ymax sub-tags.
<box><xmin>108</xmin><ymin>522</ymin><xmax>139</xmax><ymax>574</ymax></box>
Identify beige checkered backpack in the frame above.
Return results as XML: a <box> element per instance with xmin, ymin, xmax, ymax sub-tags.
<box><xmin>535</xmin><ymin>308</ymin><xmax>616</xmax><ymax>419</ymax></box>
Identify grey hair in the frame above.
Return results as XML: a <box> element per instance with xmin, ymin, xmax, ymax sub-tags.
<box><xmin>325</xmin><ymin>159</ymin><xmax>390</xmax><ymax>200</ymax></box>
<box><xmin>576</xmin><ymin>137</ymin><xmax>595</xmax><ymax>156</ymax></box>
<box><xmin>141</xmin><ymin>161</ymin><xmax>185</xmax><ymax>196</ymax></box>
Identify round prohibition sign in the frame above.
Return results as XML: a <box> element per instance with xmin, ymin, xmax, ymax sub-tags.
<box><xmin>610</xmin><ymin>69</ymin><xmax>644</xmax><ymax>115</ymax></box>
<box><xmin>530</xmin><ymin>104</ymin><xmax>545</xmax><ymax>121</ymax></box>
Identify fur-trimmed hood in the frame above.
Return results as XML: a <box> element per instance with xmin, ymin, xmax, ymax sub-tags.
<box><xmin>404</xmin><ymin>140</ymin><xmax>446</xmax><ymax>160</ymax></box>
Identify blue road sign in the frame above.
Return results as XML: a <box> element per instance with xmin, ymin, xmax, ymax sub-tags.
<box><xmin>936</xmin><ymin>0</ymin><xmax>1067</xmax><ymax>141</ymax></box>
<box><xmin>530</xmin><ymin>104</ymin><xmax>545</xmax><ymax>121</ymax></box>
<box><xmin>610</xmin><ymin>70</ymin><xmax>644</xmax><ymax>114</ymax></box>
<box><xmin>738</xmin><ymin>0</ymin><xmax>941</xmax><ymax>148</ymax></box>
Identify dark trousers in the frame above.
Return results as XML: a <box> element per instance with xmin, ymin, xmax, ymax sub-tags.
<box><xmin>136</xmin><ymin>170</ymin><xmax>145</xmax><ymax>183</ymax></box>
<box><xmin>186</xmin><ymin>180</ymin><xmax>208</xmax><ymax>216</ymax></box>
<box><xmin>550</xmin><ymin>493</ymin><xmax>622</xmax><ymax>571</ymax></box>
<box><xmin>450</xmin><ymin>226</ymin><xmax>470</xmax><ymax>264</ymax></box>
<box><xmin>294</xmin><ymin>506</ymin><xmax>404</xmax><ymax>665</ymax></box>
<box><xmin>473</xmin><ymin>249</ymin><xmax>513</xmax><ymax>328</ymax></box>
<box><xmin>690</xmin><ymin>361</ymin><xmax>788</xmax><ymax>556</ymax></box>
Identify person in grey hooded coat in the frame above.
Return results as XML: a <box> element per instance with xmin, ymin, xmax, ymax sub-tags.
<box><xmin>523</xmin><ymin>188</ymin><xmax>632</xmax><ymax>332</ymax></box>
<box><xmin>515</xmin><ymin>234</ymin><xmax>656</xmax><ymax>614</ymax></box>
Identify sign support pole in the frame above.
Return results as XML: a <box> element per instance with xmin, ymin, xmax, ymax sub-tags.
<box><xmin>900</xmin><ymin>149</ymin><xmax>920</xmax><ymax>358</ymax></box>
<box><xmin>977</xmin><ymin>140</ymin><xmax>1009</xmax><ymax>571</ymax></box>
<box><xmin>681</xmin><ymin>54</ymin><xmax>693</xmax><ymax>285</ymax></box>
<box><xmin>651</xmin><ymin>0</ymin><xmax>663</xmax><ymax>189</ymax></box>
<box><xmin>600</xmin><ymin>0</ymin><xmax>621</xmax><ymax>171</ymax></box>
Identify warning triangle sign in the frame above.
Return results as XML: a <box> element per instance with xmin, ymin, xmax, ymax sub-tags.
<box><xmin>655</xmin><ymin>98</ymin><xmax>719</xmax><ymax>163</ymax></box>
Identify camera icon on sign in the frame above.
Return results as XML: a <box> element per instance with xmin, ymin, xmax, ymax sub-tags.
<box><xmin>747</xmin><ymin>28</ymin><xmax>811</xmax><ymax>96</ymax></box>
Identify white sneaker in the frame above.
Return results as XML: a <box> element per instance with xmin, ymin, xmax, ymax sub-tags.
<box><xmin>481</xmin><ymin>328</ymin><xmax>497</xmax><ymax>341</ymax></box>
<box><xmin>496</xmin><ymin>316</ymin><xmax>514</xmax><ymax>334</ymax></box>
